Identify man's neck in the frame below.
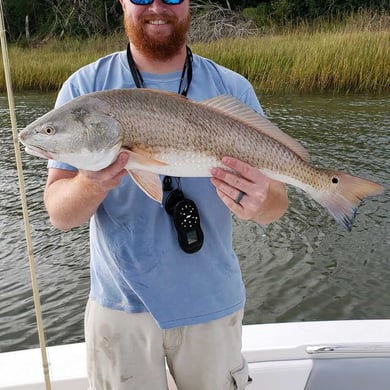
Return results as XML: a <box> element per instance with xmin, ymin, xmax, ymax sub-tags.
<box><xmin>129</xmin><ymin>43</ymin><xmax>188</xmax><ymax>74</ymax></box>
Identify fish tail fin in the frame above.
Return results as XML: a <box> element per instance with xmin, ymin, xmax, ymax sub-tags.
<box><xmin>314</xmin><ymin>170</ymin><xmax>384</xmax><ymax>231</ymax></box>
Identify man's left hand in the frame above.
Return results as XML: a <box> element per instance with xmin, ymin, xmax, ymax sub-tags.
<box><xmin>210</xmin><ymin>156</ymin><xmax>288</xmax><ymax>224</ymax></box>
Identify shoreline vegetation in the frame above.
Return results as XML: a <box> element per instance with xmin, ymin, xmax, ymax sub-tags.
<box><xmin>0</xmin><ymin>9</ymin><xmax>389</xmax><ymax>94</ymax></box>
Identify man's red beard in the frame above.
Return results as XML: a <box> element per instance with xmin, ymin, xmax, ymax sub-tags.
<box><xmin>124</xmin><ymin>13</ymin><xmax>191</xmax><ymax>61</ymax></box>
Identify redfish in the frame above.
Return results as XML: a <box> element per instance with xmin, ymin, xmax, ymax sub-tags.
<box><xmin>19</xmin><ymin>88</ymin><xmax>384</xmax><ymax>230</ymax></box>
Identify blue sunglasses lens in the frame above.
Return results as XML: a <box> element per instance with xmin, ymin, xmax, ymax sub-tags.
<box><xmin>130</xmin><ymin>0</ymin><xmax>184</xmax><ymax>4</ymax></box>
<box><xmin>130</xmin><ymin>0</ymin><xmax>152</xmax><ymax>4</ymax></box>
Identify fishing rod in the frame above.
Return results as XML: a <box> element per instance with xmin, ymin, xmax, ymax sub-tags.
<box><xmin>0</xmin><ymin>1</ymin><xmax>52</xmax><ymax>389</ymax></box>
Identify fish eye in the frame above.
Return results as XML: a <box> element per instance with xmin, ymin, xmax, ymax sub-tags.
<box><xmin>331</xmin><ymin>177</ymin><xmax>339</xmax><ymax>184</ymax></box>
<box><xmin>43</xmin><ymin>126</ymin><xmax>55</xmax><ymax>135</ymax></box>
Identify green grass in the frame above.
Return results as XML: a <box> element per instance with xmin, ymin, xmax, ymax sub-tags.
<box><xmin>193</xmin><ymin>30</ymin><xmax>390</xmax><ymax>94</ymax></box>
<box><xmin>0</xmin><ymin>34</ymin><xmax>127</xmax><ymax>91</ymax></box>
<box><xmin>0</xmin><ymin>29</ymin><xmax>389</xmax><ymax>94</ymax></box>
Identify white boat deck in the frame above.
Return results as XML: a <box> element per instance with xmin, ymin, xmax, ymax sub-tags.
<box><xmin>1</xmin><ymin>320</ymin><xmax>390</xmax><ymax>390</ymax></box>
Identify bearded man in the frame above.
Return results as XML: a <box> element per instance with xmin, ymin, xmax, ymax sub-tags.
<box><xmin>44</xmin><ymin>1</ymin><xmax>288</xmax><ymax>389</ymax></box>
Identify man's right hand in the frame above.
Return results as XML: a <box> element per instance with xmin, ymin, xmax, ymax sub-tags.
<box><xmin>44</xmin><ymin>152</ymin><xmax>129</xmax><ymax>231</ymax></box>
<box><xmin>78</xmin><ymin>152</ymin><xmax>130</xmax><ymax>194</ymax></box>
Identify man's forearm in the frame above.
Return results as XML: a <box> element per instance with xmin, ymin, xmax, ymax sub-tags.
<box><xmin>44</xmin><ymin>172</ymin><xmax>108</xmax><ymax>231</ymax></box>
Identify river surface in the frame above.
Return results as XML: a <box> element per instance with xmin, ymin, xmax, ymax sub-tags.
<box><xmin>0</xmin><ymin>92</ymin><xmax>389</xmax><ymax>353</ymax></box>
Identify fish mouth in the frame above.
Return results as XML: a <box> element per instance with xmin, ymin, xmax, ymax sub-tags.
<box><xmin>24</xmin><ymin>145</ymin><xmax>54</xmax><ymax>160</ymax></box>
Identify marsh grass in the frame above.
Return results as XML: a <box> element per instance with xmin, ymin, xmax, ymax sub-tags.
<box><xmin>1</xmin><ymin>34</ymin><xmax>127</xmax><ymax>91</ymax></box>
<box><xmin>0</xmin><ymin>28</ymin><xmax>388</xmax><ymax>94</ymax></box>
<box><xmin>193</xmin><ymin>30</ymin><xmax>389</xmax><ymax>94</ymax></box>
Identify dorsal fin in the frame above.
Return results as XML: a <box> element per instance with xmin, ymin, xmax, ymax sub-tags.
<box><xmin>200</xmin><ymin>95</ymin><xmax>310</xmax><ymax>162</ymax></box>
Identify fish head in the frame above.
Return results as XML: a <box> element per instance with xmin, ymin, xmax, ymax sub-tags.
<box><xmin>19</xmin><ymin>95</ymin><xmax>123</xmax><ymax>171</ymax></box>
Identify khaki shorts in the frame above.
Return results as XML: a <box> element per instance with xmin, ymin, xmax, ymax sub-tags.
<box><xmin>85</xmin><ymin>299</ymin><xmax>249</xmax><ymax>390</ymax></box>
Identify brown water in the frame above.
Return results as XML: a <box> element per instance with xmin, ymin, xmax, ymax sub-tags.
<box><xmin>0</xmin><ymin>92</ymin><xmax>389</xmax><ymax>352</ymax></box>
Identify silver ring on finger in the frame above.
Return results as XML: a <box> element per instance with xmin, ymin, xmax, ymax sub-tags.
<box><xmin>234</xmin><ymin>190</ymin><xmax>245</xmax><ymax>204</ymax></box>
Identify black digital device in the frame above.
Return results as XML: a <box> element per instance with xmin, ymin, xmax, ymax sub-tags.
<box><xmin>165</xmin><ymin>188</ymin><xmax>204</xmax><ymax>254</ymax></box>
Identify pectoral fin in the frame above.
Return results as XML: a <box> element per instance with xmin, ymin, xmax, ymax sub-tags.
<box><xmin>121</xmin><ymin>148</ymin><xmax>167</xmax><ymax>202</ymax></box>
<box><xmin>122</xmin><ymin>149</ymin><xmax>168</xmax><ymax>170</ymax></box>
<box><xmin>127</xmin><ymin>169</ymin><xmax>163</xmax><ymax>203</ymax></box>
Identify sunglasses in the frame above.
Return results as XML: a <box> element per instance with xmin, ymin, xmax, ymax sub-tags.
<box><xmin>130</xmin><ymin>0</ymin><xmax>184</xmax><ymax>5</ymax></box>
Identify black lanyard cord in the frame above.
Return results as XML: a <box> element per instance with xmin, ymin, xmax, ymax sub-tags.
<box><xmin>126</xmin><ymin>43</ymin><xmax>144</xmax><ymax>89</ymax></box>
<box><xmin>126</xmin><ymin>43</ymin><xmax>193</xmax><ymax>97</ymax></box>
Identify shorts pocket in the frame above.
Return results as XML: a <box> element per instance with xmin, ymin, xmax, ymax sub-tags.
<box><xmin>230</xmin><ymin>358</ymin><xmax>250</xmax><ymax>389</ymax></box>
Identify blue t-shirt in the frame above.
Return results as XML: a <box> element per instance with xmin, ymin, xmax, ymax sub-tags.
<box><xmin>49</xmin><ymin>50</ymin><xmax>264</xmax><ymax>329</ymax></box>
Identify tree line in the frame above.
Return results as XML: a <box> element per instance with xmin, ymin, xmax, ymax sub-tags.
<box><xmin>2</xmin><ymin>0</ymin><xmax>388</xmax><ymax>42</ymax></box>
